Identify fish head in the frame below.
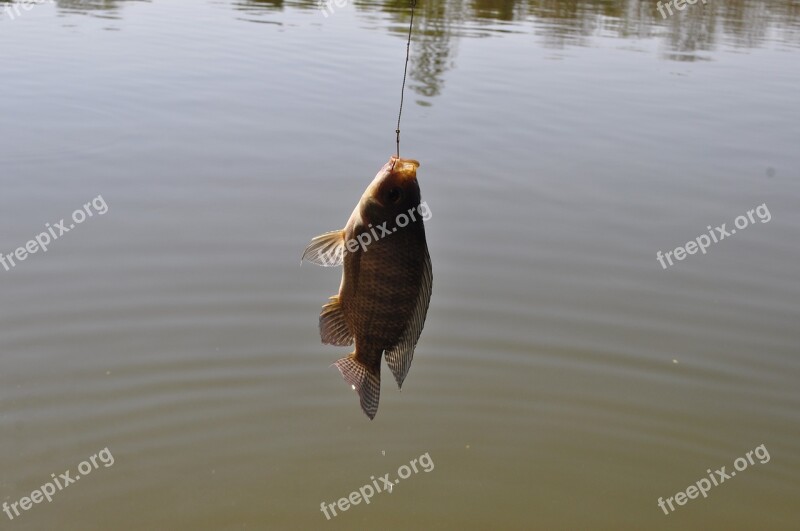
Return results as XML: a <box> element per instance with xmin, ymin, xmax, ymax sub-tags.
<box><xmin>361</xmin><ymin>156</ymin><xmax>422</xmax><ymax>223</ymax></box>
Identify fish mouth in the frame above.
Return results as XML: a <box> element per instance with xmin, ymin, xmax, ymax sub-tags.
<box><xmin>388</xmin><ymin>156</ymin><xmax>420</xmax><ymax>178</ymax></box>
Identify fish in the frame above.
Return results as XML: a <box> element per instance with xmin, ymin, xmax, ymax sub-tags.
<box><xmin>302</xmin><ymin>156</ymin><xmax>432</xmax><ymax>419</ymax></box>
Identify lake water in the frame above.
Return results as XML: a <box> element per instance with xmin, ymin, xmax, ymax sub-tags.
<box><xmin>1</xmin><ymin>0</ymin><xmax>798</xmax><ymax>529</ymax></box>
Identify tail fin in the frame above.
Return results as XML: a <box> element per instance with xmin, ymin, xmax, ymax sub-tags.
<box><xmin>334</xmin><ymin>354</ymin><xmax>381</xmax><ymax>420</ymax></box>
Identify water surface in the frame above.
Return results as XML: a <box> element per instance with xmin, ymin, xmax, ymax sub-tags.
<box><xmin>1</xmin><ymin>0</ymin><xmax>799</xmax><ymax>529</ymax></box>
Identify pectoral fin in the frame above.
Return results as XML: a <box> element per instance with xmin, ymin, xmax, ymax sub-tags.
<box><xmin>301</xmin><ymin>230</ymin><xmax>346</xmax><ymax>267</ymax></box>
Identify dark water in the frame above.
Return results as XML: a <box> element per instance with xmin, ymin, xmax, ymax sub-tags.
<box><xmin>1</xmin><ymin>0</ymin><xmax>798</xmax><ymax>529</ymax></box>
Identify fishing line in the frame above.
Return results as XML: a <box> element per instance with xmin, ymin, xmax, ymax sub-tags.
<box><xmin>395</xmin><ymin>0</ymin><xmax>417</xmax><ymax>160</ymax></box>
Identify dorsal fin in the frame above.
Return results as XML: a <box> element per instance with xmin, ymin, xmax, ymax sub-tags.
<box><xmin>385</xmin><ymin>245</ymin><xmax>432</xmax><ymax>389</ymax></box>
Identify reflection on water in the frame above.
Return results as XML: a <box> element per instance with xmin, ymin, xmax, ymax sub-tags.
<box><xmin>408</xmin><ymin>0</ymin><xmax>800</xmax><ymax>96</ymax></box>
<box><xmin>405</xmin><ymin>0</ymin><xmax>463</xmax><ymax>100</ymax></box>
<box><xmin>54</xmin><ymin>0</ymin><xmax>148</xmax><ymax>18</ymax></box>
<box><xmin>234</xmin><ymin>0</ymin><xmax>285</xmax><ymax>14</ymax></box>
<box><xmin>6</xmin><ymin>0</ymin><xmax>800</xmax><ymax>45</ymax></box>
<box><xmin>231</xmin><ymin>0</ymin><xmax>800</xmax><ymax>98</ymax></box>
<box><xmin>194</xmin><ymin>0</ymin><xmax>800</xmax><ymax>101</ymax></box>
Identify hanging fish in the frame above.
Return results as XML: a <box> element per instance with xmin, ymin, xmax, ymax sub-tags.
<box><xmin>302</xmin><ymin>156</ymin><xmax>432</xmax><ymax>419</ymax></box>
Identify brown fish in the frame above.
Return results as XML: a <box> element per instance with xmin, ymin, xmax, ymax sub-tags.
<box><xmin>302</xmin><ymin>156</ymin><xmax>432</xmax><ymax>419</ymax></box>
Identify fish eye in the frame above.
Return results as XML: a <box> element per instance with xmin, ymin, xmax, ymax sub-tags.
<box><xmin>386</xmin><ymin>187</ymin><xmax>402</xmax><ymax>203</ymax></box>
